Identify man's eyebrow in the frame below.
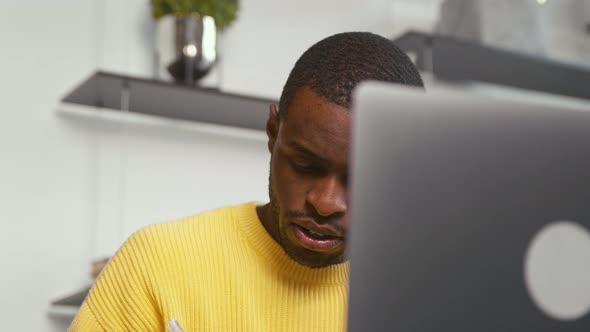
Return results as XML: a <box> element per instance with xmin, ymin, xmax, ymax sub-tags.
<box><xmin>285</xmin><ymin>142</ymin><xmax>328</xmax><ymax>163</ymax></box>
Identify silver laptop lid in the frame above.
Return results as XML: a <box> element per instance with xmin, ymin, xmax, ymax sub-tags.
<box><xmin>348</xmin><ymin>82</ymin><xmax>590</xmax><ymax>331</ymax></box>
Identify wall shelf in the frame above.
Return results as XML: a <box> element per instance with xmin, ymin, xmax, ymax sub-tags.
<box><xmin>48</xmin><ymin>305</ymin><xmax>80</xmax><ymax>319</ymax></box>
<box><xmin>48</xmin><ymin>287</ymin><xmax>89</xmax><ymax>319</ymax></box>
<box><xmin>393</xmin><ymin>31</ymin><xmax>590</xmax><ymax>101</ymax></box>
<box><xmin>61</xmin><ymin>71</ymin><xmax>277</xmax><ymax>131</ymax></box>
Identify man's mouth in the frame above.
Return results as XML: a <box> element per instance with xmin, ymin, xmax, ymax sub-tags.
<box><xmin>291</xmin><ymin>223</ymin><xmax>344</xmax><ymax>252</ymax></box>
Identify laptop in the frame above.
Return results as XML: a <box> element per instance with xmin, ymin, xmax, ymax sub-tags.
<box><xmin>347</xmin><ymin>82</ymin><xmax>590</xmax><ymax>331</ymax></box>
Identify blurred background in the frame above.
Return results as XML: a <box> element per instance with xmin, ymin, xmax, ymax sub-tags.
<box><xmin>0</xmin><ymin>0</ymin><xmax>589</xmax><ymax>330</ymax></box>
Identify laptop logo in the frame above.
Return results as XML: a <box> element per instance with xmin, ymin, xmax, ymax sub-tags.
<box><xmin>524</xmin><ymin>221</ymin><xmax>590</xmax><ymax>321</ymax></box>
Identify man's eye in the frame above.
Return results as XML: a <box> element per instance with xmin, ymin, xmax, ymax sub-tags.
<box><xmin>291</xmin><ymin>160</ymin><xmax>317</xmax><ymax>173</ymax></box>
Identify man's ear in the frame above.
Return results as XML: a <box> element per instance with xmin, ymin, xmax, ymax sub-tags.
<box><xmin>266</xmin><ymin>104</ymin><xmax>279</xmax><ymax>153</ymax></box>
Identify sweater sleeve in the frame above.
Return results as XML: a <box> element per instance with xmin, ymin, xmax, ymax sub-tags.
<box><xmin>68</xmin><ymin>301</ymin><xmax>105</xmax><ymax>331</ymax></box>
<box><xmin>69</xmin><ymin>227</ymin><xmax>163</xmax><ymax>331</ymax></box>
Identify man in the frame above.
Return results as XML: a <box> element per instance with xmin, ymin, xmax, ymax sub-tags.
<box><xmin>70</xmin><ymin>32</ymin><xmax>423</xmax><ymax>331</ymax></box>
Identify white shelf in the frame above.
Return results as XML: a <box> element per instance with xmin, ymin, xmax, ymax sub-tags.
<box><xmin>57</xmin><ymin>102</ymin><xmax>267</xmax><ymax>142</ymax></box>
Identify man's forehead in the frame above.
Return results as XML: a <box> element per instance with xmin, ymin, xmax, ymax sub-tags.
<box><xmin>281</xmin><ymin>108</ymin><xmax>350</xmax><ymax>149</ymax></box>
<box><xmin>279</xmin><ymin>87</ymin><xmax>351</xmax><ymax>166</ymax></box>
<box><xmin>280</xmin><ymin>87</ymin><xmax>351</xmax><ymax>133</ymax></box>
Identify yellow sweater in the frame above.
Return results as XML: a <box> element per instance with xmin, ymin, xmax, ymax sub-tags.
<box><xmin>69</xmin><ymin>202</ymin><xmax>349</xmax><ymax>331</ymax></box>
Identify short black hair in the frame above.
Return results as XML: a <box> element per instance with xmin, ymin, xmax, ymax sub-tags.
<box><xmin>279</xmin><ymin>32</ymin><xmax>423</xmax><ymax>119</ymax></box>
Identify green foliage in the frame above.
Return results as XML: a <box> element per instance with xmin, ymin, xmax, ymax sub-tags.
<box><xmin>151</xmin><ymin>0</ymin><xmax>239</xmax><ymax>29</ymax></box>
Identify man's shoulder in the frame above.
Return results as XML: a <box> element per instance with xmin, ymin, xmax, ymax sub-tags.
<box><xmin>130</xmin><ymin>202</ymin><xmax>258</xmax><ymax>247</ymax></box>
<box><xmin>114</xmin><ymin>202</ymin><xmax>261</xmax><ymax>273</ymax></box>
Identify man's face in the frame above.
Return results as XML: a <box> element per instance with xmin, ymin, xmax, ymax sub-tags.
<box><xmin>266</xmin><ymin>86</ymin><xmax>350</xmax><ymax>268</ymax></box>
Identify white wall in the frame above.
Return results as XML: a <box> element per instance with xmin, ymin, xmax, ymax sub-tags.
<box><xmin>0</xmin><ymin>2</ymin><xmax>99</xmax><ymax>331</ymax></box>
<box><xmin>63</xmin><ymin>107</ymin><xmax>270</xmax><ymax>259</ymax></box>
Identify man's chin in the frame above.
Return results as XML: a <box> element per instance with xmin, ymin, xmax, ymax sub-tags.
<box><xmin>284</xmin><ymin>245</ymin><xmax>347</xmax><ymax>268</ymax></box>
<box><xmin>297</xmin><ymin>256</ymin><xmax>348</xmax><ymax>269</ymax></box>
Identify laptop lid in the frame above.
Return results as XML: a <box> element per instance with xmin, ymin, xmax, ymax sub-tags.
<box><xmin>347</xmin><ymin>82</ymin><xmax>590</xmax><ymax>331</ymax></box>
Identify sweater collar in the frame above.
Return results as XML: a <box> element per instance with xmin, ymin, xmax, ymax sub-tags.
<box><xmin>236</xmin><ymin>202</ymin><xmax>349</xmax><ymax>286</ymax></box>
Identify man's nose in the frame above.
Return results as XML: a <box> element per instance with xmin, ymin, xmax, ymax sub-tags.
<box><xmin>306</xmin><ymin>175</ymin><xmax>347</xmax><ymax>218</ymax></box>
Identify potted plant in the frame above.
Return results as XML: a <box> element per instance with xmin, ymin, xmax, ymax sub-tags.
<box><xmin>151</xmin><ymin>0</ymin><xmax>239</xmax><ymax>29</ymax></box>
<box><xmin>151</xmin><ymin>0</ymin><xmax>239</xmax><ymax>84</ymax></box>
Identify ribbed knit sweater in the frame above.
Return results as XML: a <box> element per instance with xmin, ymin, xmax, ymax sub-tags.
<box><xmin>69</xmin><ymin>202</ymin><xmax>349</xmax><ymax>331</ymax></box>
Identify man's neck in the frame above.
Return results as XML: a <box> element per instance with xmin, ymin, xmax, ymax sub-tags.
<box><xmin>256</xmin><ymin>203</ymin><xmax>281</xmax><ymax>246</ymax></box>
